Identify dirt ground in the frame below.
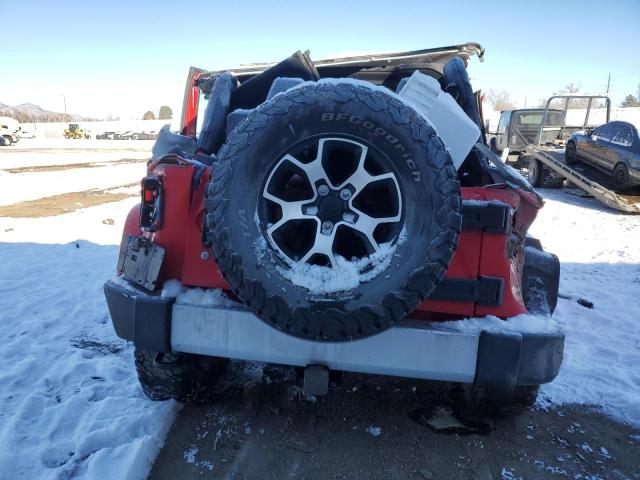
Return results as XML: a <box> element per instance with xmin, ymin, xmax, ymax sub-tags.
<box><xmin>0</xmin><ymin>183</ymin><xmax>138</xmax><ymax>217</ymax></box>
<box><xmin>4</xmin><ymin>157</ymin><xmax>144</xmax><ymax>174</ymax></box>
<box><xmin>0</xmin><ymin>140</ymin><xmax>144</xmax><ymax>217</ymax></box>
<box><xmin>150</xmin><ymin>362</ymin><xmax>640</xmax><ymax>480</ymax></box>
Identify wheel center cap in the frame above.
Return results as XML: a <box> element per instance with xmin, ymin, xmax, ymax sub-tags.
<box><xmin>318</xmin><ymin>194</ymin><xmax>343</xmax><ymax>218</ymax></box>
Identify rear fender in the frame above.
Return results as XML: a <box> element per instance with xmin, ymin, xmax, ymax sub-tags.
<box><xmin>122</xmin><ymin>160</ymin><xmax>228</xmax><ymax>290</ymax></box>
<box><xmin>418</xmin><ymin>185</ymin><xmax>540</xmax><ymax>318</ymax></box>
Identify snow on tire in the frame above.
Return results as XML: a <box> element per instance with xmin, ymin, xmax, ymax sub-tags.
<box><xmin>205</xmin><ymin>80</ymin><xmax>462</xmax><ymax>342</ymax></box>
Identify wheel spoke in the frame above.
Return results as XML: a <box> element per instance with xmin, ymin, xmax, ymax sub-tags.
<box><xmin>348</xmin><ymin>210</ymin><xmax>402</xmax><ymax>253</ymax></box>
<box><xmin>300</xmin><ymin>224</ymin><xmax>337</xmax><ymax>266</ymax></box>
<box><xmin>335</xmin><ymin>144</ymin><xmax>369</xmax><ymax>192</ymax></box>
<box><xmin>265</xmin><ymin>199</ymin><xmax>310</xmax><ymax>235</ymax></box>
<box><xmin>282</xmin><ymin>154</ymin><xmax>330</xmax><ymax>188</ymax></box>
<box><xmin>340</xmin><ymin>157</ymin><xmax>398</xmax><ymax>196</ymax></box>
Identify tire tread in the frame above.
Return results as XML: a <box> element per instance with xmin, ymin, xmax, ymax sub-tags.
<box><xmin>205</xmin><ymin>82</ymin><xmax>462</xmax><ymax>341</ymax></box>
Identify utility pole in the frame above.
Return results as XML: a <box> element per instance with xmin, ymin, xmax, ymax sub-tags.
<box><xmin>606</xmin><ymin>74</ymin><xmax>611</xmax><ymax>94</ymax></box>
<box><xmin>62</xmin><ymin>94</ymin><xmax>68</xmax><ymax>122</ymax></box>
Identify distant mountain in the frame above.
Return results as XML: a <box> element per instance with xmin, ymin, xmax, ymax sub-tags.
<box><xmin>0</xmin><ymin>102</ymin><xmax>97</xmax><ymax>123</ymax></box>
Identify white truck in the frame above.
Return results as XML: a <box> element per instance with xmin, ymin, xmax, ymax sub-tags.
<box><xmin>0</xmin><ymin>116</ymin><xmax>21</xmax><ymax>146</ymax></box>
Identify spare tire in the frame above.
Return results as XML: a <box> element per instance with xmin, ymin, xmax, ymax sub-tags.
<box><xmin>205</xmin><ymin>80</ymin><xmax>461</xmax><ymax>341</ymax></box>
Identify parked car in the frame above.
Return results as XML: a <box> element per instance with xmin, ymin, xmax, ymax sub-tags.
<box><xmin>565</xmin><ymin>120</ymin><xmax>640</xmax><ymax>190</ymax></box>
<box><xmin>489</xmin><ymin>108</ymin><xmax>564</xmax><ymax>155</ymax></box>
<box><xmin>112</xmin><ymin>131</ymin><xmax>139</xmax><ymax>140</ymax></box>
<box><xmin>96</xmin><ymin>131</ymin><xmax>115</xmax><ymax>140</ymax></box>
<box><xmin>104</xmin><ymin>44</ymin><xmax>563</xmax><ymax>413</ymax></box>
<box><xmin>137</xmin><ymin>131</ymin><xmax>158</xmax><ymax>140</ymax></box>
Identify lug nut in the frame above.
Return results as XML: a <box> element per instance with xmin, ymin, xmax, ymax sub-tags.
<box><xmin>343</xmin><ymin>211</ymin><xmax>356</xmax><ymax>223</ymax></box>
<box><xmin>339</xmin><ymin>188</ymin><xmax>352</xmax><ymax>200</ymax></box>
<box><xmin>321</xmin><ymin>220</ymin><xmax>334</xmax><ymax>235</ymax></box>
<box><xmin>304</xmin><ymin>205</ymin><xmax>318</xmax><ymax>216</ymax></box>
<box><xmin>318</xmin><ymin>184</ymin><xmax>330</xmax><ymax>196</ymax></box>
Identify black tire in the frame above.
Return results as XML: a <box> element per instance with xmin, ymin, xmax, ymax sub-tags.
<box><xmin>205</xmin><ymin>80</ymin><xmax>462</xmax><ymax>342</ymax></box>
<box><xmin>464</xmin><ymin>385</ymin><xmax>539</xmax><ymax>416</ymax></box>
<box><xmin>527</xmin><ymin>157</ymin><xmax>543</xmax><ymax>187</ymax></box>
<box><xmin>134</xmin><ymin>349</ymin><xmax>228</xmax><ymax>402</ymax></box>
<box><xmin>612</xmin><ymin>163</ymin><xmax>631</xmax><ymax>191</ymax></box>
<box><xmin>565</xmin><ymin>141</ymin><xmax>579</xmax><ymax>165</ymax></box>
<box><xmin>2</xmin><ymin>135</ymin><xmax>13</xmax><ymax>146</ymax></box>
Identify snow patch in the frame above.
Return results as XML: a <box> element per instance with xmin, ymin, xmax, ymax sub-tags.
<box><xmin>281</xmin><ymin>239</ymin><xmax>400</xmax><ymax>294</ymax></box>
<box><xmin>500</xmin><ymin>467</ymin><xmax>523</xmax><ymax>480</ymax></box>
<box><xmin>437</xmin><ymin>312</ymin><xmax>560</xmax><ymax>335</ymax></box>
<box><xmin>254</xmin><ymin>227</ymin><xmax>406</xmax><ymax>295</ymax></box>
<box><xmin>365</xmin><ymin>426</ymin><xmax>382</xmax><ymax>437</ymax></box>
<box><xmin>160</xmin><ymin>278</ymin><xmax>184</xmax><ymax>298</ymax></box>
<box><xmin>183</xmin><ymin>445</ymin><xmax>198</xmax><ymax>464</ymax></box>
<box><xmin>161</xmin><ymin>279</ymin><xmax>237</xmax><ymax>308</ymax></box>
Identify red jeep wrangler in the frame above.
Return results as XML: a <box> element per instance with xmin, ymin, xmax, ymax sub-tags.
<box><xmin>104</xmin><ymin>43</ymin><xmax>563</xmax><ymax>411</ymax></box>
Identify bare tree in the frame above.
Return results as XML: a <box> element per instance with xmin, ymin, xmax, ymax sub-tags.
<box><xmin>535</xmin><ymin>98</ymin><xmax>550</xmax><ymax>108</ymax></box>
<box><xmin>564</xmin><ymin>82</ymin><xmax>580</xmax><ymax>94</ymax></box>
<box><xmin>487</xmin><ymin>89</ymin><xmax>516</xmax><ymax>111</ymax></box>
<box><xmin>559</xmin><ymin>83</ymin><xmax>590</xmax><ymax>108</ymax></box>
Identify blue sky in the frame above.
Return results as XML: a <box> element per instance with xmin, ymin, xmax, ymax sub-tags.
<box><xmin>3</xmin><ymin>0</ymin><xmax>639</xmax><ymax>119</ymax></box>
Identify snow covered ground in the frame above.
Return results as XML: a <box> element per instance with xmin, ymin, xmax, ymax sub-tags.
<box><xmin>528</xmin><ymin>189</ymin><xmax>640</xmax><ymax>427</ymax></box>
<box><xmin>0</xmin><ymin>163</ymin><xmax>146</xmax><ymax>205</ymax></box>
<box><xmin>0</xmin><ymin>148</ymin><xmax>179</xmax><ymax>479</ymax></box>
<box><xmin>0</xmin><ymin>138</ymin><xmax>152</xmax><ymax>169</ymax></box>
<box><xmin>0</xmin><ymin>198</ymin><xmax>179</xmax><ymax>480</ymax></box>
<box><xmin>0</xmin><ymin>146</ymin><xmax>638</xmax><ymax>479</ymax></box>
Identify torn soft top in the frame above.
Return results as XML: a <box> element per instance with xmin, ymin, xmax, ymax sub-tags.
<box><xmin>202</xmin><ymin>43</ymin><xmax>483</xmax><ymax>80</ymax></box>
<box><xmin>195</xmin><ymin>43</ymin><xmax>484</xmax><ymax>98</ymax></box>
<box><xmin>228</xmin><ymin>51</ymin><xmax>320</xmax><ymax>111</ymax></box>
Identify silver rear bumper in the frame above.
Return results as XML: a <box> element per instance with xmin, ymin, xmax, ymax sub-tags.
<box><xmin>104</xmin><ymin>279</ymin><xmax>564</xmax><ymax>388</ymax></box>
<box><xmin>171</xmin><ymin>304</ymin><xmax>479</xmax><ymax>383</ymax></box>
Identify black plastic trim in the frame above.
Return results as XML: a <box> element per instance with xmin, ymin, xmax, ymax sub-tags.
<box><xmin>104</xmin><ymin>279</ymin><xmax>174</xmax><ymax>352</ymax></box>
<box><xmin>429</xmin><ymin>276</ymin><xmax>504</xmax><ymax>306</ymax></box>
<box><xmin>522</xmin><ymin>245</ymin><xmax>560</xmax><ymax>314</ymax></box>
<box><xmin>474</xmin><ymin>331</ymin><xmax>564</xmax><ymax>388</ymax></box>
<box><xmin>461</xmin><ymin>200</ymin><xmax>511</xmax><ymax>233</ymax></box>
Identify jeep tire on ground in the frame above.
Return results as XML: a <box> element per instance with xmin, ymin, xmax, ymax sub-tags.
<box><xmin>463</xmin><ymin>385</ymin><xmax>540</xmax><ymax>416</ymax></box>
<box><xmin>205</xmin><ymin>80</ymin><xmax>462</xmax><ymax>342</ymax></box>
<box><xmin>134</xmin><ymin>350</ymin><xmax>229</xmax><ymax>402</ymax></box>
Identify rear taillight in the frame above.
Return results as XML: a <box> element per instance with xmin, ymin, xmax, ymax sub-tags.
<box><xmin>140</xmin><ymin>175</ymin><xmax>163</xmax><ymax>231</ymax></box>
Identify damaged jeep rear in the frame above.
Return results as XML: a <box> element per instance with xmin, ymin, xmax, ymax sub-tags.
<box><xmin>104</xmin><ymin>43</ymin><xmax>563</xmax><ymax>411</ymax></box>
